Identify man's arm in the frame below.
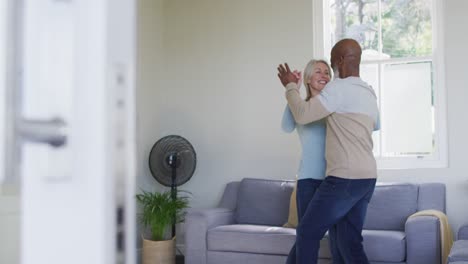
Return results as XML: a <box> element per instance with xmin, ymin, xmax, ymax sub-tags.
<box><xmin>285</xmin><ymin>83</ymin><xmax>332</xmax><ymax>125</ymax></box>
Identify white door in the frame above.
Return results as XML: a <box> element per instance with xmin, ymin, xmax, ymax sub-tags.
<box><xmin>0</xmin><ymin>0</ymin><xmax>137</xmax><ymax>263</ymax></box>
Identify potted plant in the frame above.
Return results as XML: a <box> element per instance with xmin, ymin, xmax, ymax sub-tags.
<box><xmin>136</xmin><ymin>189</ymin><xmax>190</xmax><ymax>264</ymax></box>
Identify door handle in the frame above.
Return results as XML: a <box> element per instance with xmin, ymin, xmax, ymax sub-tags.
<box><xmin>19</xmin><ymin>117</ymin><xmax>67</xmax><ymax>147</ymax></box>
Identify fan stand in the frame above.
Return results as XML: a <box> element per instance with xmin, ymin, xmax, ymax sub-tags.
<box><xmin>167</xmin><ymin>153</ymin><xmax>178</xmax><ymax>238</ymax></box>
<box><xmin>149</xmin><ymin>135</ymin><xmax>197</xmax><ymax>242</ymax></box>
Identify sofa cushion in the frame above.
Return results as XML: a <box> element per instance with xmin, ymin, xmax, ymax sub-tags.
<box><xmin>319</xmin><ymin>230</ymin><xmax>406</xmax><ymax>262</ymax></box>
<box><xmin>363</xmin><ymin>230</ymin><xmax>406</xmax><ymax>262</ymax></box>
<box><xmin>418</xmin><ymin>183</ymin><xmax>446</xmax><ymax>213</ymax></box>
<box><xmin>364</xmin><ymin>183</ymin><xmax>418</xmax><ymax>230</ymax></box>
<box><xmin>235</xmin><ymin>178</ymin><xmax>294</xmax><ymax>226</ymax></box>
<box><xmin>207</xmin><ymin>224</ymin><xmax>296</xmax><ymax>255</ymax></box>
<box><xmin>207</xmin><ymin>226</ymin><xmax>405</xmax><ymax>262</ymax></box>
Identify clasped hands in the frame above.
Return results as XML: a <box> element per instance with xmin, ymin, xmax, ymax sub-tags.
<box><xmin>277</xmin><ymin>63</ymin><xmax>301</xmax><ymax>88</ymax></box>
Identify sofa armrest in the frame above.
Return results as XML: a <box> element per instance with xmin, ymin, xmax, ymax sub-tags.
<box><xmin>405</xmin><ymin>215</ymin><xmax>441</xmax><ymax>264</ymax></box>
<box><xmin>184</xmin><ymin>208</ymin><xmax>235</xmax><ymax>264</ymax></box>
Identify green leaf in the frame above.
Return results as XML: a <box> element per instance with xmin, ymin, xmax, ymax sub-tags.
<box><xmin>136</xmin><ymin>189</ymin><xmax>191</xmax><ymax>241</ymax></box>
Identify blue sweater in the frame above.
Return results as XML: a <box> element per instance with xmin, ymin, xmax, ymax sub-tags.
<box><xmin>282</xmin><ymin>105</ymin><xmax>326</xmax><ymax>180</ymax></box>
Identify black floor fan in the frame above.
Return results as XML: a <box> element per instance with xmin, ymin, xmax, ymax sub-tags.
<box><xmin>148</xmin><ymin>135</ymin><xmax>197</xmax><ymax>238</ymax></box>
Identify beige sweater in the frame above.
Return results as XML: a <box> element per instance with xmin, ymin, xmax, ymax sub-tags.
<box><xmin>285</xmin><ymin>77</ymin><xmax>380</xmax><ymax>179</ymax></box>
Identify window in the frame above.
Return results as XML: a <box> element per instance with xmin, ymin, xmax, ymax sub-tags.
<box><xmin>312</xmin><ymin>0</ymin><xmax>447</xmax><ymax>169</ymax></box>
<box><xmin>0</xmin><ymin>0</ymin><xmax>6</xmax><ymax>183</ymax></box>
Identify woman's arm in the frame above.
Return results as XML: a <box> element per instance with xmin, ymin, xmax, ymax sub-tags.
<box><xmin>281</xmin><ymin>105</ymin><xmax>296</xmax><ymax>133</ymax></box>
<box><xmin>374</xmin><ymin>114</ymin><xmax>381</xmax><ymax>131</ymax></box>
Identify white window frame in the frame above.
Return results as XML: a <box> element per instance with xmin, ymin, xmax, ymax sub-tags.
<box><xmin>312</xmin><ymin>0</ymin><xmax>448</xmax><ymax>169</ymax></box>
<box><xmin>0</xmin><ymin>0</ymin><xmax>20</xmax><ymax>186</ymax></box>
<box><xmin>0</xmin><ymin>0</ymin><xmax>7</xmax><ymax>184</ymax></box>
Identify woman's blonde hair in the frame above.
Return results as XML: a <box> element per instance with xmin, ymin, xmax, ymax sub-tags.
<box><xmin>302</xmin><ymin>59</ymin><xmax>332</xmax><ymax>101</ymax></box>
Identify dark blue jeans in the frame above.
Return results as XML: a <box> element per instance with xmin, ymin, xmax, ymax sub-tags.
<box><xmin>286</xmin><ymin>179</ymin><xmax>342</xmax><ymax>264</ymax></box>
<box><xmin>286</xmin><ymin>179</ymin><xmax>323</xmax><ymax>264</ymax></box>
<box><xmin>295</xmin><ymin>176</ymin><xmax>376</xmax><ymax>264</ymax></box>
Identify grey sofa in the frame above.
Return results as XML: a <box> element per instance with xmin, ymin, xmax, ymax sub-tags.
<box><xmin>185</xmin><ymin>178</ymin><xmax>446</xmax><ymax>264</ymax></box>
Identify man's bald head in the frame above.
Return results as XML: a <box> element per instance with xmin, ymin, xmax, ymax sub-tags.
<box><xmin>330</xmin><ymin>39</ymin><xmax>362</xmax><ymax>78</ymax></box>
<box><xmin>332</xmin><ymin>39</ymin><xmax>362</xmax><ymax>58</ymax></box>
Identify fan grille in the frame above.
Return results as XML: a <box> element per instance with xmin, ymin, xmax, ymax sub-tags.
<box><xmin>148</xmin><ymin>135</ymin><xmax>196</xmax><ymax>187</ymax></box>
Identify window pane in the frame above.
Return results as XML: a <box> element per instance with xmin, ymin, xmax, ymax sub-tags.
<box><xmin>361</xmin><ymin>64</ymin><xmax>379</xmax><ymax>96</ymax></box>
<box><xmin>381</xmin><ymin>0</ymin><xmax>432</xmax><ymax>58</ymax></box>
<box><xmin>381</xmin><ymin>62</ymin><xmax>433</xmax><ymax>155</ymax></box>
<box><xmin>330</xmin><ymin>0</ymin><xmax>380</xmax><ymax>60</ymax></box>
<box><xmin>360</xmin><ymin>64</ymin><xmax>381</xmax><ymax>156</ymax></box>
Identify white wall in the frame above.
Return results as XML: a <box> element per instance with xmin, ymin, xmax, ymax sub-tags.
<box><xmin>135</xmin><ymin>0</ymin><xmax>167</xmax><ymax>255</ymax></box>
<box><xmin>137</xmin><ymin>0</ymin><xmax>468</xmax><ymax>243</ymax></box>
<box><xmin>136</xmin><ymin>0</ymin><xmax>166</xmax><ymax>191</ymax></box>
<box><xmin>137</xmin><ymin>0</ymin><xmax>310</xmax><ymax>204</ymax></box>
